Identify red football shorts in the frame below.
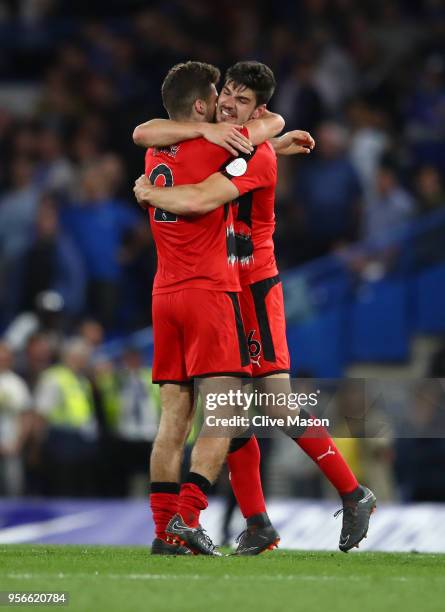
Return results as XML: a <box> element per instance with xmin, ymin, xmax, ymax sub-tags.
<box><xmin>239</xmin><ymin>275</ymin><xmax>290</xmax><ymax>377</ymax></box>
<box><xmin>152</xmin><ymin>288</ymin><xmax>252</xmax><ymax>383</ymax></box>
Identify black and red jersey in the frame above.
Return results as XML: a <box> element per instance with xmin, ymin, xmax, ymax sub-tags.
<box><xmin>221</xmin><ymin>140</ymin><xmax>278</xmax><ymax>286</ymax></box>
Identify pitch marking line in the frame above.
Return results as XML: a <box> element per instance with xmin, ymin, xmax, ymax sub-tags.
<box><xmin>4</xmin><ymin>573</ymin><xmax>421</xmax><ymax>582</ymax></box>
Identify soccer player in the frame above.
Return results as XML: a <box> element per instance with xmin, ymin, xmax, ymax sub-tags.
<box><xmin>137</xmin><ymin>61</ymin><xmax>286</xmax><ymax>556</ymax></box>
<box><xmin>134</xmin><ymin>61</ymin><xmax>377</xmax><ymax>554</ymax></box>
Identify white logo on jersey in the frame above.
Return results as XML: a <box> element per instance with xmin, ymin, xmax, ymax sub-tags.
<box><xmin>316</xmin><ymin>445</ymin><xmax>336</xmax><ymax>462</ymax></box>
<box><xmin>225</xmin><ymin>158</ymin><xmax>247</xmax><ymax>177</ymax></box>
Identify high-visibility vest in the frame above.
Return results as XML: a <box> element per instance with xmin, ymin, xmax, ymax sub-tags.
<box><xmin>94</xmin><ymin>369</ymin><xmax>120</xmax><ymax>430</ymax></box>
<box><xmin>42</xmin><ymin>365</ymin><xmax>94</xmax><ymax>429</ymax></box>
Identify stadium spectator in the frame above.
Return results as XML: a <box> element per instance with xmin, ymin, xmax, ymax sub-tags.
<box><xmin>8</xmin><ymin>123</ymin><xmax>38</xmax><ymax>160</ymax></box>
<box><xmin>0</xmin><ymin>342</ymin><xmax>32</xmax><ymax>496</ymax></box>
<box><xmin>0</xmin><ymin>156</ymin><xmax>39</xmax><ymax>261</ymax></box>
<box><xmin>61</xmin><ymin>160</ymin><xmax>139</xmax><ymax>328</ymax></box>
<box><xmin>274</xmin><ymin>60</ymin><xmax>324</xmax><ymax>133</ymax></box>
<box><xmin>89</xmin><ymin>347</ymin><xmax>160</xmax><ymax>496</ymax></box>
<box><xmin>77</xmin><ymin>319</ymin><xmax>104</xmax><ymax>349</ymax></box>
<box><xmin>362</xmin><ymin>163</ymin><xmax>416</xmax><ymax>243</ymax></box>
<box><xmin>313</xmin><ymin>27</ymin><xmax>358</xmax><ymax>113</ymax></box>
<box><xmin>9</xmin><ymin>195</ymin><xmax>86</xmax><ymax>319</ymax></box>
<box><xmin>394</xmin><ymin>381</ymin><xmax>445</xmax><ymax>502</ymax></box>
<box><xmin>295</xmin><ymin>121</ymin><xmax>363</xmax><ymax>258</ymax></box>
<box><xmin>119</xmin><ymin>220</ymin><xmax>156</xmax><ymax>329</ymax></box>
<box><xmin>4</xmin><ymin>290</ymin><xmax>66</xmax><ymax>354</ymax></box>
<box><xmin>348</xmin><ymin>100</ymin><xmax>390</xmax><ymax>198</ymax></box>
<box><xmin>414</xmin><ymin>165</ymin><xmax>445</xmax><ymax>214</ymax></box>
<box><xmin>110</xmin><ymin>347</ymin><xmax>160</xmax><ymax>496</ymax></box>
<box><xmin>404</xmin><ymin>54</ymin><xmax>445</xmax><ymax>170</ymax></box>
<box><xmin>33</xmin><ymin>126</ymin><xmax>76</xmax><ymax>196</ymax></box>
<box><xmin>17</xmin><ymin>332</ymin><xmax>54</xmax><ymax>392</ymax></box>
<box><xmin>34</xmin><ymin>337</ymin><xmax>99</xmax><ymax>496</ymax></box>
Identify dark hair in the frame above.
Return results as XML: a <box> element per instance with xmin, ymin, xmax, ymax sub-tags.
<box><xmin>224</xmin><ymin>61</ymin><xmax>276</xmax><ymax>106</ymax></box>
<box><xmin>161</xmin><ymin>61</ymin><xmax>220</xmax><ymax>119</ymax></box>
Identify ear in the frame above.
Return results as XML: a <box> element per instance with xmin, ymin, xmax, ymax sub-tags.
<box><xmin>250</xmin><ymin>104</ymin><xmax>266</xmax><ymax>120</ymax></box>
<box><xmin>194</xmin><ymin>99</ymin><xmax>207</xmax><ymax>117</ymax></box>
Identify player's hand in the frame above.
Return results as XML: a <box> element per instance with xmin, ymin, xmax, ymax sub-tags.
<box><xmin>201</xmin><ymin>123</ymin><xmax>254</xmax><ymax>157</ymax></box>
<box><xmin>133</xmin><ymin>174</ymin><xmax>152</xmax><ymax>209</ymax></box>
<box><xmin>272</xmin><ymin>130</ymin><xmax>315</xmax><ymax>156</ymax></box>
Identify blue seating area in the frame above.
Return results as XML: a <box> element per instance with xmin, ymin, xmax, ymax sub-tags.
<box><xmin>286</xmin><ymin>306</ymin><xmax>347</xmax><ymax>377</ymax></box>
<box><xmin>346</xmin><ymin>279</ymin><xmax>410</xmax><ymax>363</ymax></box>
<box><xmin>413</xmin><ymin>262</ymin><xmax>445</xmax><ymax>334</ymax></box>
<box><xmin>282</xmin><ymin>209</ymin><xmax>445</xmax><ymax>376</ymax></box>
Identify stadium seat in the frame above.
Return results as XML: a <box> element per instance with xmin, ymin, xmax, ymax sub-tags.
<box><xmin>413</xmin><ymin>262</ymin><xmax>445</xmax><ymax>333</ymax></box>
<box><xmin>286</xmin><ymin>306</ymin><xmax>347</xmax><ymax>377</ymax></box>
<box><xmin>347</xmin><ymin>279</ymin><xmax>410</xmax><ymax>362</ymax></box>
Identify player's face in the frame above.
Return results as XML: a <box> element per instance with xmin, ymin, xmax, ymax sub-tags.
<box><xmin>204</xmin><ymin>83</ymin><xmax>218</xmax><ymax>122</ymax></box>
<box><xmin>216</xmin><ymin>80</ymin><xmax>260</xmax><ymax>124</ymax></box>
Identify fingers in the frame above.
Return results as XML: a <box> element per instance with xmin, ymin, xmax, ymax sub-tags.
<box><xmin>229</xmin><ymin>136</ymin><xmax>253</xmax><ymax>155</ymax></box>
<box><xmin>135</xmin><ymin>192</ymin><xmax>149</xmax><ymax>209</ymax></box>
<box><xmin>289</xmin><ymin>130</ymin><xmax>315</xmax><ymax>149</ymax></box>
<box><xmin>134</xmin><ymin>177</ymin><xmax>148</xmax><ymax>192</ymax></box>
<box><xmin>227</xmin><ymin>128</ymin><xmax>253</xmax><ymax>155</ymax></box>
<box><xmin>134</xmin><ymin>193</ymin><xmax>146</xmax><ymax>206</ymax></box>
<box><xmin>299</xmin><ymin>131</ymin><xmax>315</xmax><ymax>149</ymax></box>
<box><xmin>278</xmin><ymin>144</ymin><xmax>312</xmax><ymax>156</ymax></box>
<box><xmin>214</xmin><ymin>123</ymin><xmax>253</xmax><ymax>155</ymax></box>
<box><xmin>221</xmin><ymin>142</ymin><xmax>240</xmax><ymax>156</ymax></box>
<box><xmin>133</xmin><ymin>179</ymin><xmax>150</xmax><ymax>208</ymax></box>
<box><xmin>293</xmin><ymin>145</ymin><xmax>311</xmax><ymax>155</ymax></box>
<box><xmin>233</xmin><ymin>130</ymin><xmax>253</xmax><ymax>150</ymax></box>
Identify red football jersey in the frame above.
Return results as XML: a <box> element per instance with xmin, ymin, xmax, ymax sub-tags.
<box><xmin>145</xmin><ymin>138</ymin><xmax>239</xmax><ymax>294</ymax></box>
<box><xmin>221</xmin><ymin>140</ymin><xmax>278</xmax><ymax>286</ymax></box>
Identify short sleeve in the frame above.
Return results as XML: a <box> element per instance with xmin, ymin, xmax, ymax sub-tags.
<box><xmin>220</xmin><ymin>143</ymin><xmax>277</xmax><ymax>196</ymax></box>
<box><xmin>0</xmin><ymin>373</ymin><xmax>31</xmax><ymax>413</ymax></box>
<box><xmin>34</xmin><ymin>375</ymin><xmax>63</xmax><ymax>417</ymax></box>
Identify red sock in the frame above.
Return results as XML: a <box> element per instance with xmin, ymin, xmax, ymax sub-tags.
<box><xmin>227</xmin><ymin>436</ymin><xmax>266</xmax><ymax>518</ymax></box>
<box><xmin>150</xmin><ymin>482</ymin><xmax>180</xmax><ymax>541</ymax></box>
<box><xmin>294</xmin><ymin>416</ymin><xmax>359</xmax><ymax>495</ymax></box>
<box><xmin>177</xmin><ymin>476</ymin><xmax>210</xmax><ymax>527</ymax></box>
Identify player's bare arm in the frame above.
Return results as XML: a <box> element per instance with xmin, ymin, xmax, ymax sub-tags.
<box><xmin>270</xmin><ymin>129</ymin><xmax>316</xmax><ymax>156</ymax></box>
<box><xmin>134</xmin><ymin>172</ymin><xmax>239</xmax><ymax>216</ymax></box>
<box><xmin>133</xmin><ymin>118</ymin><xmax>253</xmax><ymax>156</ymax></box>
<box><xmin>245</xmin><ymin>109</ymin><xmax>285</xmax><ymax>146</ymax></box>
<box><xmin>132</xmin><ymin>111</ymin><xmax>284</xmax><ymax>156</ymax></box>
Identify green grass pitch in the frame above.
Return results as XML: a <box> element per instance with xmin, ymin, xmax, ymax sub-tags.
<box><xmin>1</xmin><ymin>546</ymin><xmax>445</xmax><ymax>612</ymax></box>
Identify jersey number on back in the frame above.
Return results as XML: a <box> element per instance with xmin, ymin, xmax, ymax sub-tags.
<box><xmin>149</xmin><ymin>164</ymin><xmax>177</xmax><ymax>222</ymax></box>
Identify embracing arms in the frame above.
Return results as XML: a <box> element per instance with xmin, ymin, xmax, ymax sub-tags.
<box><xmin>134</xmin><ymin>172</ymin><xmax>239</xmax><ymax>216</ymax></box>
<box><xmin>134</xmin><ymin>126</ymin><xmax>316</xmax><ymax>217</ymax></box>
<box><xmin>132</xmin><ymin>110</ymin><xmax>284</xmax><ymax>156</ymax></box>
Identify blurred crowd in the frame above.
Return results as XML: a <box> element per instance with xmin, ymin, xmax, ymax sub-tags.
<box><xmin>1</xmin><ymin>1</ymin><xmax>445</xmax><ymax>502</ymax></box>
<box><xmin>0</xmin><ymin>0</ymin><xmax>444</xmax><ymax>333</ymax></box>
<box><xmin>0</xmin><ymin>318</ymin><xmax>161</xmax><ymax>497</ymax></box>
